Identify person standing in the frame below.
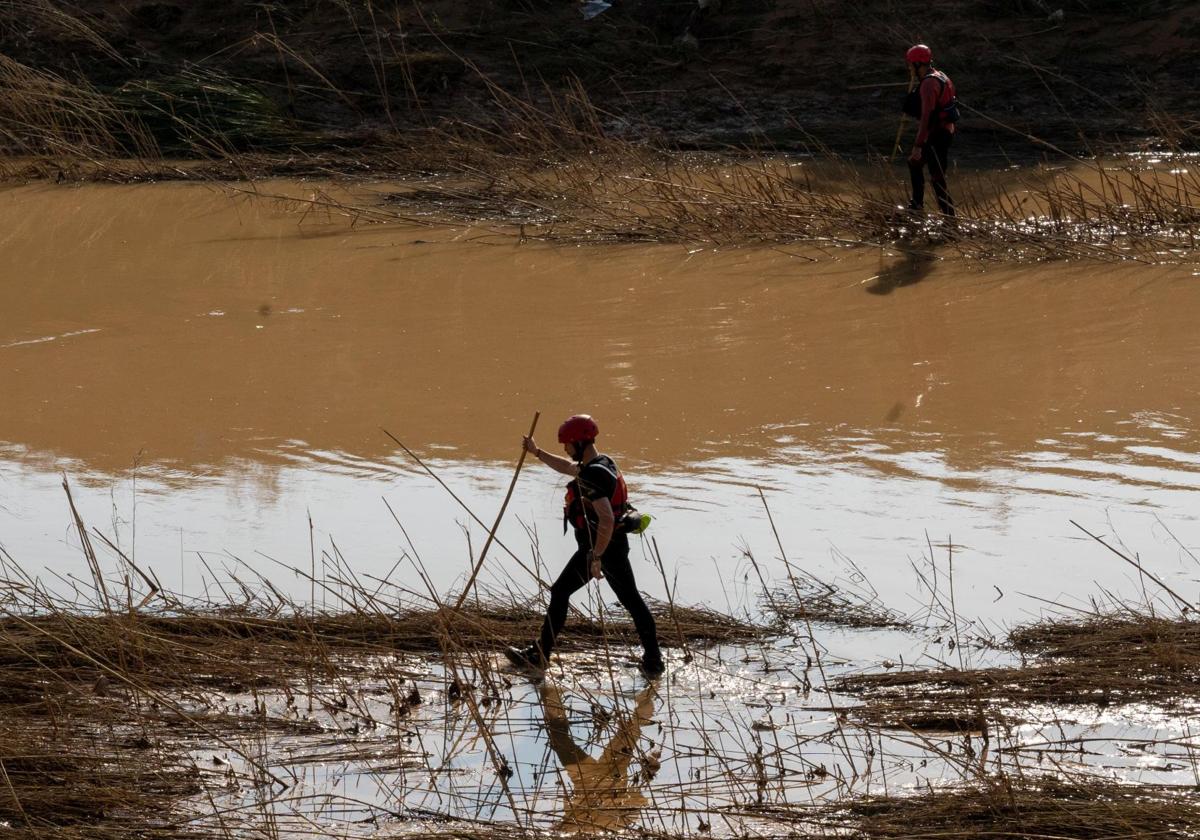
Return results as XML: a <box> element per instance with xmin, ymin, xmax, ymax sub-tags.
<box><xmin>505</xmin><ymin>414</ymin><xmax>665</xmax><ymax>677</ymax></box>
<box><xmin>904</xmin><ymin>44</ymin><xmax>958</xmax><ymax>216</ymax></box>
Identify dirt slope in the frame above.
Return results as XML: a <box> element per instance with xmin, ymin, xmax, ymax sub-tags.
<box><xmin>2</xmin><ymin>1</ymin><xmax>1198</xmax><ymax>157</ymax></box>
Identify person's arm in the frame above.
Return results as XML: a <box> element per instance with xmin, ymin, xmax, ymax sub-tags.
<box><xmin>523</xmin><ymin>436</ymin><xmax>579</xmax><ymax>477</ymax></box>
<box><xmin>590</xmin><ymin>496</ymin><xmax>615</xmax><ymax>571</ymax></box>
<box><xmin>911</xmin><ymin>76</ymin><xmax>938</xmax><ymax>156</ymax></box>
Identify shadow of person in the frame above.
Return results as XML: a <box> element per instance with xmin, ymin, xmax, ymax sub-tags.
<box><xmin>540</xmin><ymin>681</ymin><xmax>658</xmax><ymax>834</ymax></box>
<box><xmin>865</xmin><ymin>248</ymin><xmax>937</xmax><ymax>296</ymax></box>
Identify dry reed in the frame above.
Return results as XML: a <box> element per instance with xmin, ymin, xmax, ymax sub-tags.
<box><xmin>0</xmin><ymin>599</ymin><xmax>759</xmax><ymax>695</ymax></box>
<box><xmin>387</xmin><ymin>110</ymin><xmax>1200</xmax><ymax>263</ymax></box>
<box><xmin>838</xmin><ymin>608</ymin><xmax>1200</xmax><ymax>708</ymax></box>
<box><xmin>4</xmin><ymin>552</ymin><xmax>1199</xmax><ymax>839</ymax></box>
<box><xmin>834</xmin><ymin>775</ymin><xmax>1200</xmax><ymax>839</ymax></box>
<box><xmin>765</xmin><ymin>577</ymin><xmax>910</xmax><ymax>630</ymax></box>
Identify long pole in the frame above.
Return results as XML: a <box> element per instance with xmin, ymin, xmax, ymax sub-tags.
<box><xmin>846</xmin><ymin>81</ymin><xmax>912</xmax><ymax>90</ymax></box>
<box><xmin>453</xmin><ymin>411</ymin><xmax>540</xmax><ymax>610</ymax></box>
<box><xmin>890</xmin><ymin>65</ymin><xmax>916</xmax><ymax>162</ymax></box>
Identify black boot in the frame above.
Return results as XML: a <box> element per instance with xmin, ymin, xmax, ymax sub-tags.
<box><xmin>639</xmin><ymin>649</ymin><xmax>665</xmax><ymax>678</ymax></box>
<box><xmin>504</xmin><ymin>644</ymin><xmax>547</xmax><ymax>670</ymax></box>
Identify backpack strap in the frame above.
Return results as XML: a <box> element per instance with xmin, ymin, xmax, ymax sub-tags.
<box><xmin>922</xmin><ymin>72</ymin><xmax>956</xmax><ymax>127</ymax></box>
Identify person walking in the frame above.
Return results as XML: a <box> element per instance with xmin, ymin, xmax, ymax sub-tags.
<box><xmin>904</xmin><ymin>44</ymin><xmax>958</xmax><ymax>216</ymax></box>
<box><xmin>505</xmin><ymin>414</ymin><xmax>664</xmax><ymax>677</ymax></box>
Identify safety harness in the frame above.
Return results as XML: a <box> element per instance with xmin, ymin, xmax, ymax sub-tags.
<box><xmin>563</xmin><ymin>455</ymin><xmax>630</xmax><ymax>534</ymax></box>
<box><xmin>901</xmin><ymin>69</ymin><xmax>959</xmax><ymax>127</ymax></box>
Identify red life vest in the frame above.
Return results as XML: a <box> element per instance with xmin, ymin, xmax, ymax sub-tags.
<box><xmin>563</xmin><ymin>455</ymin><xmax>629</xmax><ymax>532</ymax></box>
<box><xmin>925</xmin><ymin>69</ymin><xmax>958</xmax><ymax>128</ymax></box>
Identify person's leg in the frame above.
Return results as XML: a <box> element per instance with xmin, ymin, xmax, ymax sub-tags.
<box><xmin>536</xmin><ymin>545</ymin><xmax>591</xmax><ymax>658</ymax></box>
<box><xmin>908</xmin><ymin>153</ymin><xmax>926</xmax><ymax>210</ymax></box>
<box><xmin>928</xmin><ymin>132</ymin><xmax>954</xmax><ymax>216</ymax></box>
<box><xmin>600</xmin><ymin>535</ymin><xmax>662</xmax><ymax>664</ymax></box>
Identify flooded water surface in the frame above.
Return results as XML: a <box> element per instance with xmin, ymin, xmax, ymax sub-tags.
<box><xmin>2</xmin><ymin>180</ymin><xmax>1199</xmax><ymax>624</ymax></box>
<box><xmin>5</xmin><ymin>179</ymin><xmax>1200</xmax><ymax>837</ymax></box>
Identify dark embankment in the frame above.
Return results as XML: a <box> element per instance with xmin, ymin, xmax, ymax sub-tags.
<box><xmin>2</xmin><ymin>0</ymin><xmax>1198</xmax><ymax>163</ymax></box>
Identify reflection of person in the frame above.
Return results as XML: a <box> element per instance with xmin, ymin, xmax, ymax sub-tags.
<box><xmin>540</xmin><ymin>681</ymin><xmax>657</xmax><ymax>833</ymax></box>
<box><xmin>904</xmin><ymin>44</ymin><xmax>958</xmax><ymax>216</ymax></box>
<box><xmin>864</xmin><ymin>248</ymin><xmax>937</xmax><ymax>296</ymax></box>
<box><xmin>505</xmin><ymin>414</ymin><xmax>664</xmax><ymax>677</ymax></box>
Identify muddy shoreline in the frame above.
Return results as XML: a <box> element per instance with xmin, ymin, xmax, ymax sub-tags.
<box><xmin>2</xmin><ymin>1</ymin><xmax>1197</xmax><ymax>170</ymax></box>
<box><xmin>4</xmin><ymin>592</ymin><xmax>1199</xmax><ymax>838</ymax></box>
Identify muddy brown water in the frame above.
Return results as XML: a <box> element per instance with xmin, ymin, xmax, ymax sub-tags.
<box><xmin>6</xmin><ymin>179</ymin><xmax>1200</xmax><ymax>836</ymax></box>
<box><xmin>1</xmin><ymin>181</ymin><xmax>1198</xmax><ymax>623</ymax></box>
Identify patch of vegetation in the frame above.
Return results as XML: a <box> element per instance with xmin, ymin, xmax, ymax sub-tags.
<box><xmin>114</xmin><ymin>67</ymin><xmax>298</xmax><ymax>151</ymax></box>
<box><xmin>837</xmin><ymin>609</ymin><xmax>1200</xmax><ymax>708</ymax></box>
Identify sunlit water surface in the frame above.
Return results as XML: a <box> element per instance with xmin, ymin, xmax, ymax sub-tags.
<box><xmin>2</xmin><ymin>181</ymin><xmax>1197</xmax><ymax>623</ymax></box>
<box><xmin>3</xmin><ymin>180</ymin><xmax>1200</xmax><ymax>833</ymax></box>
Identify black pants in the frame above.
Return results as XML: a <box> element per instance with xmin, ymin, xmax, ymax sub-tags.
<box><xmin>909</xmin><ymin>130</ymin><xmax>955</xmax><ymax>216</ymax></box>
<box><xmin>537</xmin><ymin>530</ymin><xmax>661</xmax><ymax>659</ymax></box>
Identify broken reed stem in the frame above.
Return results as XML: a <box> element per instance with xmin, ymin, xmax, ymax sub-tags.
<box><xmin>61</xmin><ymin>474</ymin><xmax>112</xmax><ymax>614</ymax></box>
<box><xmin>1070</xmin><ymin>519</ymin><xmax>1195</xmax><ymax>613</ymax></box>
<box><xmin>453</xmin><ymin>411</ymin><xmax>539</xmax><ymax>611</ymax></box>
<box><xmin>381</xmin><ymin>427</ymin><xmax>546</xmax><ymax>590</ymax></box>
<box><xmin>405</xmin><ymin>557</ymin><xmax>527</xmax><ymax>828</ymax></box>
<box><xmin>0</xmin><ymin>758</ymin><xmax>27</xmax><ymax>825</ymax></box>
<box><xmin>755</xmin><ymin>487</ymin><xmax>857</xmax><ymax>776</ymax></box>
<box><xmin>650</xmin><ymin>536</ymin><xmax>692</xmax><ymax>663</ymax></box>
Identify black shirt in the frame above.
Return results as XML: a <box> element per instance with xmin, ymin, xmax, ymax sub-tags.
<box><xmin>576</xmin><ymin>455</ymin><xmax>619</xmax><ymax>503</ymax></box>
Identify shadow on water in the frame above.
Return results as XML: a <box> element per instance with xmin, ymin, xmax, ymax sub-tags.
<box><xmin>540</xmin><ymin>680</ymin><xmax>658</xmax><ymax>834</ymax></box>
<box><xmin>865</xmin><ymin>248</ymin><xmax>937</xmax><ymax>296</ymax></box>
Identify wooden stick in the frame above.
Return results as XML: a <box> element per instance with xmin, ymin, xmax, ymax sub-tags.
<box><xmin>890</xmin><ymin>66</ymin><xmax>916</xmax><ymax>162</ymax></box>
<box><xmin>453</xmin><ymin>411</ymin><xmax>540</xmax><ymax>610</ymax></box>
<box><xmin>847</xmin><ymin>81</ymin><xmax>912</xmax><ymax>90</ymax></box>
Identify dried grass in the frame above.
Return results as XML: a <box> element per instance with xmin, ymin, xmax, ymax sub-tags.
<box><xmin>414</xmin><ymin>775</ymin><xmax>1200</xmax><ymax>839</ymax></box>
<box><xmin>835</xmin><ymin>775</ymin><xmax>1200</xmax><ymax>840</ymax></box>
<box><xmin>0</xmin><ymin>601</ymin><xmax>760</xmax><ymax>701</ymax></box>
<box><xmin>765</xmin><ymin>578</ymin><xmax>910</xmax><ymax>630</ymax></box>
<box><xmin>3</xmin><ymin>558</ymin><xmax>1199</xmax><ymax>840</ymax></box>
<box><xmin>838</xmin><ymin>609</ymin><xmax>1200</xmax><ymax>709</ymax></box>
<box><xmin>0</xmin><ymin>723</ymin><xmax>199</xmax><ymax>834</ymax></box>
<box><xmin>391</xmin><ymin>116</ymin><xmax>1200</xmax><ymax>263</ymax></box>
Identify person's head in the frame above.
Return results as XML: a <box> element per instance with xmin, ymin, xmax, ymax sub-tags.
<box><xmin>906</xmin><ymin>43</ymin><xmax>932</xmax><ymax>74</ymax></box>
<box><xmin>557</xmin><ymin>414</ymin><xmax>599</xmax><ymax>462</ymax></box>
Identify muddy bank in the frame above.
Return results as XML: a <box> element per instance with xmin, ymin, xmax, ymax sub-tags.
<box><xmin>2</xmin><ymin>1</ymin><xmax>1198</xmax><ymax>164</ymax></box>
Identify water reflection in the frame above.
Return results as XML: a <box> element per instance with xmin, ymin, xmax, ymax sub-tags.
<box><xmin>864</xmin><ymin>248</ymin><xmax>937</xmax><ymax>295</ymax></box>
<box><xmin>540</xmin><ymin>680</ymin><xmax>657</xmax><ymax>833</ymax></box>
<box><xmin>2</xmin><ymin>183</ymin><xmax>1200</xmax><ymax>623</ymax></box>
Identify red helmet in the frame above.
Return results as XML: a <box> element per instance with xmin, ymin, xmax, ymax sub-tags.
<box><xmin>906</xmin><ymin>44</ymin><xmax>932</xmax><ymax>64</ymax></box>
<box><xmin>558</xmin><ymin>414</ymin><xmax>599</xmax><ymax>445</ymax></box>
